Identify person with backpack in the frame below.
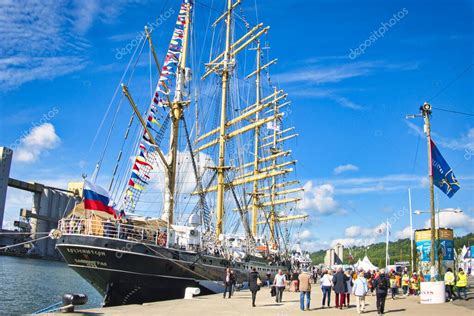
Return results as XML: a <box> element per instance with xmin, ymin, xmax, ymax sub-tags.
<box><xmin>373</xmin><ymin>269</ymin><xmax>389</xmax><ymax>315</ymax></box>
<box><xmin>352</xmin><ymin>272</ymin><xmax>368</xmax><ymax>314</ymax></box>
<box><xmin>248</xmin><ymin>267</ymin><xmax>261</xmax><ymax>307</ymax></box>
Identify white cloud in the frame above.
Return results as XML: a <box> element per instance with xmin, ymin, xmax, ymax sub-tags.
<box><xmin>275</xmin><ymin>61</ymin><xmax>376</xmax><ymax>85</ymax></box>
<box><xmin>290</xmin><ymin>89</ymin><xmax>364</xmax><ymax>110</ymax></box>
<box><xmin>298</xmin><ymin>181</ymin><xmax>343</xmax><ymax>215</ymax></box>
<box><xmin>406</xmin><ymin>122</ymin><xmax>474</xmax><ymax>154</ymax></box>
<box><xmin>345</xmin><ymin>225</ymin><xmax>362</xmax><ymax>237</ymax></box>
<box><xmin>423</xmin><ymin>209</ymin><xmax>474</xmax><ymax>231</ymax></box>
<box><xmin>0</xmin><ymin>0</ymin><xmax>133</xmax><ymax>90</ymax></box>
<box><xmin>334</xmin><ymin>164</ymin><xmax>359</xmax><ymax>175</ymax></box>
<box><xmin>405</xmin><ymin>120</ymin><xmax>424</xmax><ymax>137</ymax></box>
<box><xmin>15</xmin><ymin>123</ymin><xmax>61</xmax><ymax>163</ymax></box>
<box><xmin>344</xmin><ymin>222</ymin><xmax>387</xmax><ymax>239</ymax></box>
<box><xmin>311</xmin><ymin>173</ymin><xmax>428</xmax><ymax>195</ymax></box>
<box><xmin>395</xmin><ymin>226</ymin><xmax>412</xmax><ymax>239</ymax></box>
<box><xmin>331</xmin><ymin>238</ymin><xmax>376</xmax><ymax>248</ymax></box>
<box><xmin>301</xmin><ymin>239</ymin><xmax>330</xmax><ymax>252</ymax></box>
<box><xmin>437</xmin><ymin>128</ymin><xmax>474</xmax><ymax>153</ymax></box>
<box><xmin>275</xmin><ymin>60</ymin><xmax>418</xmax><ymax>85</ymax></box>
<box><xmin>299</xmin><ymin>229</ymin><xmax>312</xmax><ymax>240</ymax></box>
<box><xmin>332</xmin><ymin>222</ymin><xmax>391</xmax><ymax>248</ymax></box>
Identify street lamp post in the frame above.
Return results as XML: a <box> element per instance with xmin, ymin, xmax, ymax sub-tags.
<box><xmin>408</xmin><ymin>188</ymin><xmax>414</xmax><ymax>274</ymax></box>
<box><xmin>407</xmin><ymin>102</ymin><xmax>437</xmax><ymax>280</ymax></box>
<box><xmin>421</xmin><ymin>103</ymin><xmax>438</xmax><ymax>280</ymax></box>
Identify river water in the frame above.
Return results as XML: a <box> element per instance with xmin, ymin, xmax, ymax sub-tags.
<box><xmin>0</xmin><ymin>256</ymin><xmax>102</xmax><ymax>315</ymax></box>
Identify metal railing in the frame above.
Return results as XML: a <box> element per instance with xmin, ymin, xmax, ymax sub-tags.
<box><xmin>57</xmin><ymin>218</ymin><xmax>167</xmax><ymax>246</ymax></box>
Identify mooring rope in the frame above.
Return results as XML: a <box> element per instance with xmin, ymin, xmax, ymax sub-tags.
<box><xmin>0</xmin><ymin>232</ymin><xmax>50</xmax><ymax>235</ymax></box>
<box><xmin>0</xmin><ymin>235</ymin><xmax>51</xmax><ymax>251</ymax></box>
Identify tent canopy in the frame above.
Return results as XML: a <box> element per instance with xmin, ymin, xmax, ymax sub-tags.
<box><xmin>356</xmin><ymin>256</ymin><xmax>378</xmax><ymax>272</ymax></box>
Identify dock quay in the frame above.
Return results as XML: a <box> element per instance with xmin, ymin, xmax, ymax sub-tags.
<box><xmin>59</xmin><ymin>287</ymin><xmax>473</xmax><ymax>316</ymax></box>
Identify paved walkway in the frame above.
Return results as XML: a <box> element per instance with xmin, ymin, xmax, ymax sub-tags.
<box><xmin>72</xmin><ymin>284</ymin><xmax>473</xmax><ymax>316</ymax></box>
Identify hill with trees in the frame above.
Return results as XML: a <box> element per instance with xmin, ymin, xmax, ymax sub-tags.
<box><xmin>310</xmin><ymin>233</ymin><xmax>473</xmax><ymax>268</ymax></box>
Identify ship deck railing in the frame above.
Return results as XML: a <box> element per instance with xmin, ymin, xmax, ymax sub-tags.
<box><xmin>57</xmin><ymin>218</ymin><xmax>167</xmax><ymax>246</ymax></box>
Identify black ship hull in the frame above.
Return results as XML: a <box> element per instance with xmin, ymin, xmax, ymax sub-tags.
<box><xmin>56</xmin><ymin>234</ymin><xmax>288</xmax><ymax>306</ymax></box>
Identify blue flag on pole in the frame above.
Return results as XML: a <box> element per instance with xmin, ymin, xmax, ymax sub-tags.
<box><xmin>430</xmin><ymin>139</ymin><xmax>460</xmax><ymax>198</ymax></box>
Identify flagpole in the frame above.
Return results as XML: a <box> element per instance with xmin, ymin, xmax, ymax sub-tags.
<box><xmin>421</xmin><ymin>102</ymin><xmax>437</xmax><ymax>281</ymax></box>
<box><xmin>408</xmin><ymin>188</ymin><xmax>414</xmax><ymax>274</ymax></box>
<box><xmin>385</xmin><ymin>218</ymin><xmax>389</xmax><ymax>268</ymax></box>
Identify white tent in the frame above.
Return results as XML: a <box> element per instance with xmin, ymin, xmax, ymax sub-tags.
<box><xmin>459</xmin><ymin>245</ymin><xmax>473</xmax><ymax>275</ymax></box>
<box><xmin>356</xmin><ymin>256</ymin><xmax>378</xmax><ymax>272</ymax></box>
<box><xmin>353</xmin><ymin>259</ymin><xmax>362</xmax><ymax>269</ymax></box>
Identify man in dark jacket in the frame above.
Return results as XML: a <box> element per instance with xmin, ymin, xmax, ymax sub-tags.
<box><xmin>248</xmin><ymin>267</ymin><xmax>260</xmax><ymax>307</ymax></box>
<box><xmin>332</xmin><ymin>267</ymin><xmax>349</xmax><ymax>309</ymax></box>
<box><xmin>373</xmin><ymin>269</ymin><xmax>390</xmax><ymax>315</ymax></box>
<box><xmin>223</xmin><ymin>268</ymin><xmax>235</xmax><ymax>298</ymax></box>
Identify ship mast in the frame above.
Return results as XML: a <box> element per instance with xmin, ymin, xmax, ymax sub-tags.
<box><xmin>122</xmin><ymin>1</ymin><xmax>192</xmax><ymax>225</ymax></box>
<box><xmin>250</xmin><ymin>42</ymin><xmax>262</xmax><ymax>237</ymax></box>
<box><xmin>269</xmin><ymin>87</ymin><xmax>278</xmax><ymax>243</ymax></box>
<box><xmin>215</xmin><ymin>0</ymin><xmax>234</xmax><ymax>238</ymax></box>
<box><xmin>162</xmin><ymin>1</ymin><xmax>192</xmax><ymax>225</ymax></box>
<box><xmin>256</xmin><ymin>88</ymin><xmax>307</xmax><ymax>248</ymax></box>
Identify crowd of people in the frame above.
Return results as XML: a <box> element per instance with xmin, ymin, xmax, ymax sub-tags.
<box><xmin>229</xmin><ymin>266</ymin><xmax>470</xmax><ymax>313</ymax></box>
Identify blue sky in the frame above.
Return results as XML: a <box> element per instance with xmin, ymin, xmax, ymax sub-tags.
<box><xmin>0</xmin><ymin>0</ymin><xmax>473</xmax><ymax>251</ymax></box>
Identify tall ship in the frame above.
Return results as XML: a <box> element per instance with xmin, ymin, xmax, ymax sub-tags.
<box><xmin>55</xmin><ymin>0</ymin><xmax>308</xmax><ymax>307</ymax></box>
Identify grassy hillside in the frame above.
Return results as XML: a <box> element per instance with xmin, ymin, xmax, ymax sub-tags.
<box><xmin>311</xmin><ymin>233</ymin><xmax>473</xmax><ymax>267</ymax></box>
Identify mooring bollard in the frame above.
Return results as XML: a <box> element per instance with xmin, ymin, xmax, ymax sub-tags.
<box><xmin>60</xmin><ymin>293</ymin><xmax>88</xmax><ymax>313</ymax></box>
<box><xmin>184</xmin><ymin>287</ymin><xmax>200</xmax><ymax>299</ymax></box>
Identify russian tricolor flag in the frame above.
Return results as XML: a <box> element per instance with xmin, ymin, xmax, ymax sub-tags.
<box><xmin>83</xmin><ymin>180</ymin><xmax>116</xmax><ymax>217</ymax></box>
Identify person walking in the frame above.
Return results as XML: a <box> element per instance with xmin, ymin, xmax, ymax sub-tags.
<box><xmin>367</xmin><ymin>272</ymin><xmax>375</xmax><ymax>296</ymax></box>
<box><xmin>291</xmin><ymin>270</ymin><xmax>300</xmax><ymax>292</ymax></box>
<box><xmin>332</xmin><ymin>267</ymin><xmax>349</xmax><ymax>309</ymax></box>
<box><xmin>352</xmin><ymin>272</ymin><xmax>368</xmax><ymax>314</ymax></box>
<box><xmin>373</xmin><ymin>269</ymin><xmax>389</xmax><ymax>315</ymax></box>
<box><xmin>456</xmin><ymin>268</ymin><xmax>468</xmax><ymax>300</ymax></box>
<box><xmin>389</xmin><ymin>273</ymin><xmax>398</xmax><ymax>300</ymax></box>
<box><xmin>273</xmin><ymin>269</ymin><xmax>287</xmax><ymax>303</ymax></box>
<box><xmin>395</xmin><ymin>272</ymin><xmax>401</xmax><ymax>295</ymax></box>
<box><xmin>266</xmin><ymin>271</ymin><xmax>272</xmax><ymax>287</ymax></box>
<box><xmin>248</xmin><ymin>267</ymin><xmax>261</xmax><ymax>307</ymax></box>
<box><xmin>314</xmin><ymin>267</ymin><xmax>319</xmax><ymax>284</ymax></box>
<box><xmin>230</xmin><ymin>270</ymin><xmax>237</xmax><ymax>296</ymax></box>
<box><xmin>444</xmin><ymin>267</ymin><xmax>456</xmax><ymax>301</ymax></box>
<box><xmin>410</xmin><ymin>273</ymin><xmax>419</xmax><ymax>296</ymax></box>
<box><xmin>298</xmin><ymin>269</ymin><xmax>312</xmax><ymax>311</ymax></box>
<box><xmin>344</xmin><ymin>270</ymin><xmax>353</xmax><ymax>307</ymax></box>
<box><xmin>320</xmin><ymin>270</ymin><xmax>333</xmax><ymax>308</ymax></box>
<box><xmin>223</xmin><ymin>267</ymin><xmax>235</xmax><ymax>298</ymax></box>
<box><xmin>401</xmin><ymin>272</ymin><xmax>410</xmax><ymax>296</ymax></box>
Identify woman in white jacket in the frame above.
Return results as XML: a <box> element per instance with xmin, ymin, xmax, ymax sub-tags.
<box><xmin>320</xmin><ymin>270</ymin><xmax>333</xmax><ymax>308</ymax></box>
<box><xmin>352</xmin><ymin>272</ymin><xmax>368</xmax><ymax>314</ymax></box>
